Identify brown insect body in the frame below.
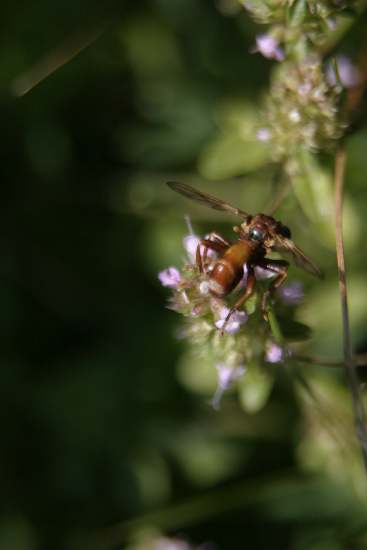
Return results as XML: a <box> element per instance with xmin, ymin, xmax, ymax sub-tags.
<box><xmin>208</xmin><ymin>213</ymin><xmax>282</xmax><ymax>297</ymax></box>
<box><xmin>209</xmin><ymin>241</ymin><xmax>253</xmax><ymax>297</ymax></box>
<box><xmin>167</xmin><ymin>181</ymin><xmax>322</xmax><ymax>328</ymax></box>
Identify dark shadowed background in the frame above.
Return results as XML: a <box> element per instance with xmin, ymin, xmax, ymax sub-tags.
<box><xmin>1</xmin><ymin>1</ymin><xmax>367</xmax><ymax>549</ymax></box>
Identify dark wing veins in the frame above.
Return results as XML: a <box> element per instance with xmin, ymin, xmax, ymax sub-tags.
<box><xmin>273</xmin><ymin>235</ymin><xmax>323</xmax><ymax>279</ymax></box>
<box><xmin>167</xmin><ymin>181</ymin><xmax>249</xmax><ymax>220</ymax></box>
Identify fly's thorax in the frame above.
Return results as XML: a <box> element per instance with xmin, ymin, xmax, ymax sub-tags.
<box><xmin>240</xmin><ymin>213</ymin><xmax>279</xmax><ymax>248</ymax></box>
<box><xmin>243</xmin><ymin>214</ymin><xmax>291</xmax><ymax>238</ymax></box>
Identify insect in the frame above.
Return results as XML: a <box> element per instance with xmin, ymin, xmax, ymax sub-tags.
<box><xmin>167</xmin><ymin>181</ymin><xmax>322</xmax><ymax>331</ymax></box>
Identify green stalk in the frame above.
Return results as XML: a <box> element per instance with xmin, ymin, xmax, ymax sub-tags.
<box><xmin>266</xmin><ymin>302</ymin><xmax>285</xmax><ymax>346</ymax></box>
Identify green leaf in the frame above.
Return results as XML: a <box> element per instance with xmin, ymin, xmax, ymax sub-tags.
<box><xmin>279</xmin><ymin>318</ymin><xmax>312</xmax><ymax>341</ymax></box>
<box><xmin>173</xmin><ymin>433</ymin><xmax>246</xmax><ymax>487</ymax></box>
<box><xmin>198</xmin><ymin>101</ymin><xmax>271</xmax><ymax>180</ymax></box>
<box><xmin>199</xmin><ymin>133</ymin><xmax>270</xmax><ymax>180</ymax></box>
<box><xmin>244</xmin><ymin>292</ymin><xmax>257</xmax><ymax>315</ymax></box>
<box><xmin>176</xmin><ymin>352</ymin><xmax>217</xmax><ymax>395</ymax></box>
<box><xmin>288</xmin><ymin>0</ymin><xmax>307</xmax><ymax>26</ymax></box>
<box><xmin>300</xmin><ymin>276</ymin><xmax>367</xmax><ymax>356</ymax></box>
<box><xmin>291</xmin><ymin>149</ymin><xmax>359</xmax><ymax>250</ymax></box>
<box><xmin>291</xmin><ymin>149</ymin><xmax>335</xmax><ymax>246</ymax></box>
<box><xmin>239</xmin><ymin>366</ymin><xmax>274</xmax><ymax>414</ymax></box>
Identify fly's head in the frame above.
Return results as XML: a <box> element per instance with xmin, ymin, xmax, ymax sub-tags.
<box><xmin>239</xmin><ymin>214</ymin><xmax>291</xmax><ymax>250</ymax></box>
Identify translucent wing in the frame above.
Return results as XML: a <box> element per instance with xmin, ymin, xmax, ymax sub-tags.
<box><xmin>273</xmin><ymin>234</ymin><xmax>323</xmax><ymax>279</ymax></box>
<box><xmin>167</xmin><ymin>181</ymin><xmax>249</xmax><ymax>220</ymax></box>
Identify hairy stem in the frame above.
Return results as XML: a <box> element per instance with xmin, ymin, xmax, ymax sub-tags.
<box><xmin>335</xmin><ymin>145</ymin><xmax>367</xmax><ymax>472</ymax></box>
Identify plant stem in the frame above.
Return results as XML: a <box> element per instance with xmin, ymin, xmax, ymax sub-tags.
<box><xmin>295</xmin><ymin>353</ymin><xmax>367</xmax><ymax>369</ymax></box>
<box><xmin>95</xmin><ymin>470</ymin><xmax>324</xmax><ymax>548</ymax></box>
<box><xmin>266</xmin><ymin>303</ymin><xmax>285</xmax><ymax>345</ymax></box>
<box><xmin>11</xmin><ymin>25</ymin><xmax>105</xmax><ymax>96</ymax></box>
<box><xmin>334</xmin><ymin>145</ymin><xmax>367</xmax><ymax>473</ymax></box>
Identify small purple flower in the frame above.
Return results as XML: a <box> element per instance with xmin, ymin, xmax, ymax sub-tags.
<box><xmin>211</xmin><ymin>363</ymin><xmax>246</xmax><ymax>410</ymax></box>
<box><xmin>326</xmin><ymin>17</ymin><xmax>337</xmax><ymax>31</ymax></box>
<box><xmin>156</xmin><ymin>537</ymin><xmax>191</xmax><ymax>550</ymax></box>
<box><xmin>215</xmin><ymin>306</ymin><xmax>247</xmax><ymax>334</ymax></box>
<box><xmin>183</xmin><ymin>234</ymin><xmax>217</xmax><ymax>265</ymax></box>
<box><xmin>256</xmin><ymin>128</ymin><xmax>271</xmax><ymax>142</ymax></box>
<box><xmin>298</xmin><ymin>82</ymin><xmax>313</xmax><ymax>98</ymax></box>
<box><xmin>278</xmin><ymin>281</ymin><xmax>304</xmax><ymax>305</ymax></box>
<box><xmin>183</xmin><ymin>235</ymin><xmax>200</xmax><ymax>263</ymax></box>
<box><xmin>158</xmin><ymin>267</ymin><xmax>181</xmax><ymax>288</ymax></box>
<box><xmin>255</xmin><ymin>34</ymin><xmax>284</xmax><ymax>62</ymax></box>
<box><xmin>265</xmin><ymin>343</ymin><xmax>284</xmax><ymax>364</ymax></box>
<box><xmin>326</xmin><ymin>55</ymin><xmax>361</xmax><ymax>88</ymax></box>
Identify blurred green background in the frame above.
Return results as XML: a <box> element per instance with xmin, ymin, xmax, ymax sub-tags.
<box><xmin>1</xmin><ymin>1</ymin><xmax>367</xmax><ymax>549</ymax></box>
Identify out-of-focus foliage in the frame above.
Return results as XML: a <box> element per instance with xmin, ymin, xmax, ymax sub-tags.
<box><xmin>0</xmin><ymin>1</ymin><xmax>367</xmax><ymax>549</ymax></box>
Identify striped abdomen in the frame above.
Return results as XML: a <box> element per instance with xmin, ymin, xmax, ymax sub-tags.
<box><xmin>208</xmin><ymin>241</ymin><xmax>253</xmax><ymax>297</ymax></box>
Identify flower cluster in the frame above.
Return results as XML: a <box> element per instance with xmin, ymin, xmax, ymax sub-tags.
<box><xmin>261</xmin><ymin>55</ymin><xmax>345</xmax><ymax>160</ymax></box>
<box><xmin>305</xmin><ymin>0</ymin><xmax>356</xmax><ymax>21</ymax></box>
<box><xmin>243</xmin><ymin>0</ymin><xmax>357</xmax><ymax>162</ymax></box>
<box><xmin>241</xmin><ymin>1</ymin><xmax>289</xmax><ymax>24</ymax></box>
<box><xmin>242</xmin><ymin>0</ymin><xmax>355</xmax><ymax>29</ymax></box>
<box><xmin>255</xmin><ymin>34</ymin><xmax>285</xmax><ymax>62</ymax></box>
<box><xmin>159</xmin><ymin>234</ymin><xmax>302</xmax><ymax>409</ymax></box>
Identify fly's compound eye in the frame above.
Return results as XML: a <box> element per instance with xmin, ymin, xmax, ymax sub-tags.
<box><xmin>249</xmin><ymin>227</ymin><xmax>265</xmax><ymax>241</ymax></box>
<box><xmin>279</xmin><ymin>225</ymin><xmax>291</xmax><ymax>239</ymax></box>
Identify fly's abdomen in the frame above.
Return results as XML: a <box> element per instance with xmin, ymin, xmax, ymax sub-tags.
<box><xmin>209</xmin><ymin>260</ymin><xmax>243</xmax><ymax>296</ymax></box>
<box><xmin>208</xmin><ymin>241</ymin><xmax>252</xmax><ymax>297</ymax></box>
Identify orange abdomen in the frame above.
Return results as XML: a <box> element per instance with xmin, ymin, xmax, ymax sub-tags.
<box><xmin>209</xmin><ymin>241</ymin><xmax>253</xmax><ymax>297</ymax></box>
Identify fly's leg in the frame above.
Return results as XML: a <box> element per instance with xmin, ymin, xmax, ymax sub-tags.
<box><xmin>257</xmin><ymin>259</ymin><xmax>289</xmax><ymax>320</ymax></box>
<box><xmin>220</xmin><ymin>265</ymin><xmax>255</xmax><ymax>335</ymax></box>
<box><xmin>196</xmin><ymin>233</ymin><xmax>229</xmax><ymax>273</ymax></box>
<box><xmin>202</xmin><ymin>233</ymin><xmax>229</xmax><ymax>267</ymax></box>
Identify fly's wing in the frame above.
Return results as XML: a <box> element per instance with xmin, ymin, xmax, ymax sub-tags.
<box><xmin>167</xmin><ymin>181</ymin><xmax>249</xmax><ymax>220</ymax></box>
<box><xmin>273</xmin><ymin>234</ymin><xmax>323</xmax><ymax>279</ymax></box>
